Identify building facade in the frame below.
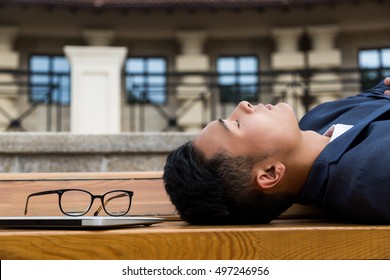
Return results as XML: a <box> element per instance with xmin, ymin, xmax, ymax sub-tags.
<box><xmin>0</xmin><ymin>0</ymin><xmax>389</xmax><ymax>132</ymax></box>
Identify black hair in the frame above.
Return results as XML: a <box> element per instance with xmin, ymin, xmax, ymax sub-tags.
<box><xmin>163</xmin><ymin>141</ymin><xmax>295</xmax><ymax>225</ymax></box>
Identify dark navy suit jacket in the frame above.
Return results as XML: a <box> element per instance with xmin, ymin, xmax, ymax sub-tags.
<box><xmin>297</xmin><ymin>80</ymin><xmax>390</xmax><ymax>223</ymax></box>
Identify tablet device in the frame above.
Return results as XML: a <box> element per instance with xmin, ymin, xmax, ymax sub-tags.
<box><xmin>0</xmin><ymin>216</ymin><xmax>164</xmax><ymax>229</ymax></box>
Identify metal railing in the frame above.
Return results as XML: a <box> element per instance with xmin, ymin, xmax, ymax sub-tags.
<box><xmin>0</xmin><ymin>67</ymin><xmax>388</xmax><ymax>132</ymax></box>
<box><xmin>0</xmin><ymin>69</ymin><xmax>69</xmax><ymax>132</ymax></box>
<box><xmin>124</xmin><ymin>67</ymin><xmax>389</xmax><ymax>131</ymax></box>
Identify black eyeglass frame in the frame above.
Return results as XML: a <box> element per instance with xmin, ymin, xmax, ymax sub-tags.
<box><xmin>24</xmin><ymin>188</ymin><xmax>134</xmax><ymax>217</ymax></box>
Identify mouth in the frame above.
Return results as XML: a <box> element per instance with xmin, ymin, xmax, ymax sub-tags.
<box><xmin>264</xmin><ymin>104</ymin><xmax>273</xmax><ymax>110</ymax></box>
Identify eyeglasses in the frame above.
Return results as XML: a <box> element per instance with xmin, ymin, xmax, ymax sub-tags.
<box><xmin>24</xmin><ymin>189</ymin><xmax>134</xmax><ymax>217</ymax></box>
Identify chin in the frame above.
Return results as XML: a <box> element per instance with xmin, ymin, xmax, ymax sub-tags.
<box><xmin>277</xmin><ymin>103</ymin><xmax>294</xmax><ymax>113</ymax></box>
<box><xmin>280</xmin><ymin>103</ymin><xmax>298</xmax><ymax>121</ymax></box>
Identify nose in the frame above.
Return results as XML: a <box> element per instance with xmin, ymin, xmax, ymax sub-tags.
<box><xmin>229</xmin><ymin>101</ymin><xmax>253</xmax><ymax>120</ymax></box>
<box><xmin>238</xmin><ymin>101</ymin><xmax>254</xmax><ymax>113</ymax></box>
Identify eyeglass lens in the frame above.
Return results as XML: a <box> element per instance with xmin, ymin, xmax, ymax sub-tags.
<box><xmin>103</xmin><ymin>191</ymin><xmax>132</xmax><ymax>216</ymax></box>
<box><xmin>61</xmin><ymin>190</ymin><xmax>91</xmax><ymax>216</ymax></box>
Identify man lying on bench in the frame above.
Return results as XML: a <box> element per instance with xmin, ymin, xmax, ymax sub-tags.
<box><xmin>163</xmin><ymin>77</ymin><xmax>390</xmax><ymax>225</ymax></box>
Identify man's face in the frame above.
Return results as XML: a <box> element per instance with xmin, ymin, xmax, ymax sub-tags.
<box><xmin>194</xmin><ymin>101</ymin><xmax>301</xmax><ymax>159</ymax></box>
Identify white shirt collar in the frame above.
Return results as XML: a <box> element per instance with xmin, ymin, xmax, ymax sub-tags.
<box><xmin>323</xmin><ymin>124</ymin><xmax>354</xmax><ymax>142</ymax></box>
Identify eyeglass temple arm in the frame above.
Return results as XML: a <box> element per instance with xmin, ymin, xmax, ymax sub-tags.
<box><xmin>24</xmin><ymin>190</ymin><xmax>59</xmax><ymax>215</ymax></box>
<box><xmin>93</xmin><ymin>193</ymin><xmax>130</xmax><ymax>216</ymax></box>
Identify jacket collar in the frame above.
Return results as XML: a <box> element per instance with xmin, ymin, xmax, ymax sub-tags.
<box><xmin>296</xmin><ymin>103</ymin><xmax>390</xmax><ymax>205</ymax></box>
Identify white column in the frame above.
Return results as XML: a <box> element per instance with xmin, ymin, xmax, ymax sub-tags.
<box><xmin>175</xmin><ymin>30</ymin><xmax>210</xmax><ymax>131</ymax></box>
<box><xmin>307</xmin><ymin>25</ymin><xmax>342</xmax><ymax>103</ymax></box>
<box><xmin>64</xmin><ymin>46</ymin><xmax>127</xmax><ymax>133</ymax></box>
<box><xmin>0</xmin><ymin>25</ymin><xmax>19</xmax><ymax>131</ymax></box>
<box><xmin>271</xmin><ymin>27</ymin><xmax>306</xmax><ymax>118</ymax></box>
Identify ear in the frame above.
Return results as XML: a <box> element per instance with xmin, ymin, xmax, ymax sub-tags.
<box><xmin>254</xmin><ymin>162</ymin><xmax>286</xmax><ymax>190</ymax></box>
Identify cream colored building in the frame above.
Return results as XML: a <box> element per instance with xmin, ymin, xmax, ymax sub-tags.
<box><xmin>0</xmin><ymin>0</ymin><xmax>389</xmax><ymax>133</ymax></box>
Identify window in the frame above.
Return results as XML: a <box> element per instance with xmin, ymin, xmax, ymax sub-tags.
<box><xmin>359</xmin><ymin>48</ymin><xmax>390</xmax><ymax>90</ymax></box>
<box><xmin>29</xmin><ymin>55</ymin><xmax>71</xmax><ymax>105</ymax></box>
<box><xmin>217</xmin><ymin>56</ymin><xmax>259</xmax><ymax>103</ymax></box>
<box><xmin>125</xmin><ymin>57</ymin><xmax>167</xmax><ymax>104</ymax></box>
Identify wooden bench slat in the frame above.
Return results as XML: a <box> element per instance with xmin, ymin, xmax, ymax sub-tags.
<box><xmin>1</xmin><ymin>220</ymin><xmax>390</xmax><ymax>260</ymax></box>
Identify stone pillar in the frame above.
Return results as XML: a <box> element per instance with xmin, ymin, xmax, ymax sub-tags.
<box><xmin>0</xmin><ymin>26</ymin><xmax>19</xmax><ymax>131</ymax></box>
<box><xmin>175</xmin><ymin>30</ymin><xmax>210</xmax><ymax>131</ymax></box>
<box><xmin>64</xmin><ymin>46</ymin><xmax>127</xmax><ymax>133</ymax></box>
<box><xmin>307</xmin><ymin>25</ymin><xmax>342</xmax><ymax>104</ymax></box>
<box><xmin>271</xmin><ymin>27</ymin><xmax>306</xmax><ymax>118</ymax></box>
<box><xmin>82</xmin><ymin>29</ymin><xmax>115</xmax><ymax>46</ymax></box>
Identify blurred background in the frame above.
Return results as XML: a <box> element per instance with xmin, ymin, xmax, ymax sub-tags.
<box><xmin>0</xmin><ymin>0</ymin><xmax>389</xmax><ymax>133</ymax></box>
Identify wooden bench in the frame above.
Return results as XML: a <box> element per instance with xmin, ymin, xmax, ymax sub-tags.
<box><xmin>0</xmin><ymin>172</ymin><xmax>390</xmax><ymax>260</ymax></box>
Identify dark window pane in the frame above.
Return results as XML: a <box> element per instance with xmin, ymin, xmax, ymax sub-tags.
<box><xmin>218</xmin><ymin>74</ymin><xmax>236</xmax><ymax>85</ymax></box>
<box><xmin>30</xmin><ymin>56</ymin><xmax>49</xmax><ymax>71</ymax></box>
<box><xmin>359</xmin><ymin>50</ymin><xmax>380</xmax><ymax>69</ymax></box>
<box><xmin>359</xmin><ymin>48</ymin><xmax>390</xmax><ymax>91</ymax></box>
<box><xmin>29</xmin><ymin>55</ymin><xmax>70</xmax><ymax>105</ymax></box>
<box><xmin>126</xmin><ymin>58</ymin><xmax>144</xmax><ymax>73</ymax></box>
<box><xmin>53</xmin><ymin>56</ymin><xmax>70</xmax><ymax>72</ymax></box>
<box><xmin>217</xmin><ymin>56</ymin><xmax>259</xmax><ymax>103</ymax></box>
<box><xmin>148</xmin><ymin>58</ymin><xmax>166</xmax><ymax>73</ymax></box>
<box><xmin>217</xmin><ymin>57</ymin><xmax>236</xmax><ymax>73</ymax></box>
<box><xmin>125</xmin><ymin>57</ymin><xmax>167</xmax><ymax>104</ymax></box>
<box><xmin>381</xmin><ymin>48</ymin><xmax>390</xmax><ymax>67</ymax></box>
<box><xmin>239</xmin><ymin>57</ymin><xmax>257</xmax><ymax>73</ymax></box>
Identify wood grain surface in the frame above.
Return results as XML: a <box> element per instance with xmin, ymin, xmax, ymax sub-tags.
<box><xmin>0</xmin><ymin>172</ymin><xmax>176</xmax><ymax>217</ymax></box>
<box><xmin>1</xmin><ymin>172</ymin><xmax>389</xmax><ymax>260</ymax></box>
<box><xmin>1</xmin><ymin>221</ymin><xmax>390</xmax><ymax>260</ymax></box>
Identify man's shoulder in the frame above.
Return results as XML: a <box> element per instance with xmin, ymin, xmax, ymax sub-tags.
<box><xmin>300</xmin><ymin>80</ymin><xmax>390</xmax><ymax>132</ymax></box>
<box><xmin>300</xmin><ymin>95</ymin><xmax>389</xmax><ymax>133</ymax></box>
